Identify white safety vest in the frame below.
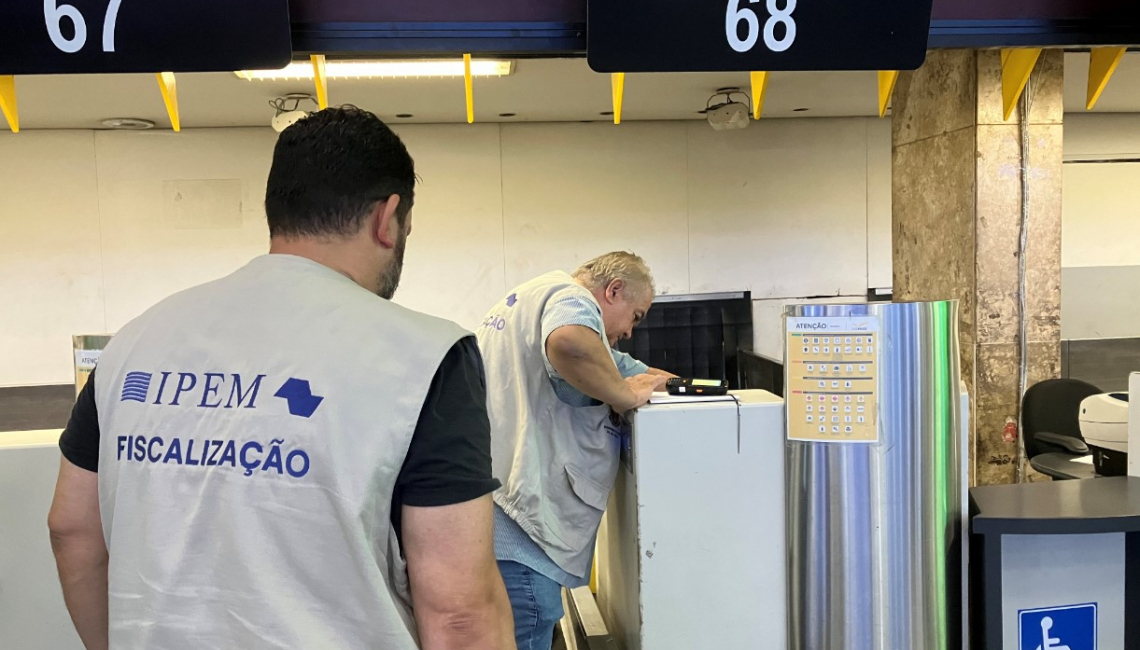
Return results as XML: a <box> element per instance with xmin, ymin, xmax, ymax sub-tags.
<box><xmin>94</xmin><ymin>254</ymin><xmax>467</xmax><ymax>650</ymax></box>
<box><xmin>477</xmin><ymin>271</ymin><xmax>623</xmax><ymax>578</ymax></box>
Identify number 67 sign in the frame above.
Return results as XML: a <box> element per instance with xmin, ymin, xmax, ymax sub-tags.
<box><xmin>0</xmin><ymin>0</ymin><xmax>292</xmax><ymax>74</ymax></box>
<box><xmin>43</xmin><ymin>0</ymin><xmax>123</xmax><ymax>54</ymax></box>
<box><xmin>587</xmin><ymin>0</ymin><xmax>934</xmax><ymax>73</ymax></box>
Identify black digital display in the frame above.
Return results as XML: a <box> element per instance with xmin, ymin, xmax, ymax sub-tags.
<box><xmin>588</xmin><ymin>0</ymin><xmax>934</xmax><ymax>73</ymax></box>
<box><xmin>0</xmin><ymin>0</ymin><xmax>292</xmax><ymax>74</ymax></box>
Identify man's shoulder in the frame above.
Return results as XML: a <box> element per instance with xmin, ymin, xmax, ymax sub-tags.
<box><xmin>115</xmin><ymin>258</ymin><xmax>470</xmax><ymax>352</ymax></box>
<box><xmin>544</xmin><ymin>284</ymin><xmax>599</xmax><ymax>317</ymax></box>
<box><xmin>385</xmin><ymin>301</ymin><xmax>472</xmax><ymax>341</ymax></box>
<box><xmin>543</xmin><ymin>290</ymin><xmax>600</xmax><ymax>321</ymax></box>
<box><xmin>513</xmin><ymin>272</ymin><xmax>591</xmax><ymax>303</ymax></box>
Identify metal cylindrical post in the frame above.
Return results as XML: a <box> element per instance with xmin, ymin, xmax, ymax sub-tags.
<box><xmin>785</xmin><ymin>301</ymin><xmax>963</xmax><ymax>650</ymax></box>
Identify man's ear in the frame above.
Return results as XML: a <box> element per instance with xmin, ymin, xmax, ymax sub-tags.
<box><xmin>373</xmin><ymin>194</ymin><xmax>403</xmax><ymax>249</ymax></box>
<box><xmin>606</xmin><ymin>279</ymin><xmax>626</xmax><ymax>303</ymax></box>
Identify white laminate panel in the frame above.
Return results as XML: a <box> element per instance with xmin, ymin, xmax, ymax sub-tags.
<box><xmin>94</xmin><ymin>129</ymin><xmax>276</xmax><ymax>330</ymax></box>
<box><xmin>687</xmin><ymin>118</ymin><xmax>870</xmax><ymax>299</ymax></box>
<box><xmin>390</xmin><ymin>124</ymin><xmax>507</xmax><ymax>330</ymax></box>
<box><xmin>500</xmin><ymin>123</ymin><xmax>690</xmax><ymax>295</ymax></box>
<box><xmin>0</xmin><ymin>132</ymin><xmax>105</xmax><ymax>386</ymax></box>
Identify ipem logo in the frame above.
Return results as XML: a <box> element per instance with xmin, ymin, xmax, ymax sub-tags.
<box><xmin>274</xmin><ymin>378</ymin><xmax>324</xmax><ymax>418</ymax></box>
<box><xmin>119</xmin><ymin>371</ymin><xmax>324</xmax><ymax>418</ymax></box>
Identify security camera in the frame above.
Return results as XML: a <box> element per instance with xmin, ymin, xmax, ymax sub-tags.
<box><xmin>707</xmin><ymin>102</ymin><xmax>750</xmax><ymax>131</ymax></box>
<box><xmin>269</xmin><ymin>93</ymin><xmax>318</xmax><ymax>133</ymax></box>
<box><xmin>272</xmin><ymin>109</ymin><xmax>310</xmax><ymax>133</ymax></box>
<box><xmin>702</xmin><ymin>87</ymin><xmax>751</xmax><ymax>131</ymax></box>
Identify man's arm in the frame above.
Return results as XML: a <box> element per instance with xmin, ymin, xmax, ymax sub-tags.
<box><xmin>48</xmin><ymin>457</ymin><xmax>108</xmax><ymax>650</ymax></box>
<box><xmin>547</xmin><ymin>325</ymin><xmax>663</xmax><ymax>411</ymax></box>
<box><xmin>611</xmin><ymin>348</ymin><xmax>676</xmax><ymax>382</ymax></box>
<box><xmin>396</xmin><ymin>337</ymin><xmax>513</xmax><ymax>649</ymax></box>
<box><xmin>403</xmin><ymin>495</ymin><xmax>515</xmax><ymax>650</ymax></box>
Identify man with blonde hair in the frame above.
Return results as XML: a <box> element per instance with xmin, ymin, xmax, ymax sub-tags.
<box><xmin>475</xmin><ymin>251</ymin><xmax>675</xmax><ymax>650</ymax></box>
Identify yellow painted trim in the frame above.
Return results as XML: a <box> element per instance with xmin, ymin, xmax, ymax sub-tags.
<box><xmin>612</xmin><ymin>72</ymin><xmax>625</xmax><ymax>125</ymax></box>
<box><xmin>877</xmin><ymin>70</ymin><xmax>899</xmax><ymax>118</ymax></box>
<box><xmin>0</xmin><ymin>76</ymin><xmax>18</xmax><ymax>133</ymax></box>
<box><xmin>156</xmin><ymin>72</ymin><xmax>180</xmax><ymax>132</ymax></box>
<box><xmin>1087</xmin><ymin>46</ymin><xmax>1127</xmax><ymax>110</ymax></box>
<box><xmin>1000</xmin><ymin>48</ymin><xmax>1042</xmax><ymax>121</ymax></box>
<box><xmin>750</xmin><ymin>71</ymin><xmax>769</xmax><ymax>120</ymax></box>
<box><xmin>311</xmin><ymin>54</ymin><xmax>329</xmax><ymax>110</ymax></box>
<box><xmin>464</xmin><ymin>53</ymin><xmax>474</xmax><ymax>124</ymax></box>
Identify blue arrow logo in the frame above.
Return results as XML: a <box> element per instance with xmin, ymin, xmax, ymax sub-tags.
<box><xmin>274</xmin><ymin>378</ymin><xmax>324</xmax><ymax>418</ymax></box>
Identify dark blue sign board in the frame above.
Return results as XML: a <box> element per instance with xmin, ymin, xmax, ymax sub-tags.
<box><xmin>587</xmin><ymin>0</ymin><xmax>934</xmax><ymax>72</ymax></box>
<box><xmin>0</xmin><ymin>0</ymin><xmax>292</xmax><ymax>74</ymax></box>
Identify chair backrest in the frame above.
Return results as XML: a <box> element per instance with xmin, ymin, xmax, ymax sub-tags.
<box><xmin>1021</xmin><ymin>378</ymin><xmax>1103</xmax><ymax>458</ymax></box>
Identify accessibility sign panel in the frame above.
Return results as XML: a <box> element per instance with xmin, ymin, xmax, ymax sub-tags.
<box><xmin>1019</xmin><ymin>603</ymin><xmax>1097</xmax><ymax>650</ymax></box>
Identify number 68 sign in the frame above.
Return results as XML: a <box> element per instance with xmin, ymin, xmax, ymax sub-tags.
<box><xmin>725</xmin><ymin>0</ymin><xmax>797</xmax><ymax>54</ymax></box>
<box><xmin>0</xmin><ymin>0</ymin><xmax>291</xmax><ymax>74</ymax></box>
<box><xmin>587</xmin><ymin>0</ymin><xmax>933</xmax><ymax>73</ymax></box>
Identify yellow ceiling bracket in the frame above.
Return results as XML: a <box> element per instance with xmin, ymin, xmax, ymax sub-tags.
<box><xmin>1000</xmin><ymin>48</ymin><xmax>1042</xmax><ymax>121</ymax></box>
<box><xmin>0</xmin><ymin>76</ymin><xmax>18</xmax><ymax>133</ymax></box>
<box><xmin>611</xmin><ymin>73</ymin><xmax>625</xmax><ymax>125</ymax></box>
<box><xmin>464</xmin><ymin>53</ymin><xmax>474</xmax><ymax>123</ymax></box>
<box><xmin>311</xmin><ymin>54</ymin><xmax>329</xmax><ymax>110</ymax></box>
<box><xmin>877</xmin><ymin>71</ymin><xmax>899</xmax><ymax>118</ymax></box>
<box><xmin>1087</xmin><ymin>46</ymin><xmax>1127</xmax><ymax>110</ymax></box>
<box><xmin>750</xmin><ymin>71</ymin><xmax>769</xmax><ymax>120</ymax></box>
<box><xmin>156</xmin><ymin>72</ymin><xmax>180</xmax><ymax>132</ymax></box>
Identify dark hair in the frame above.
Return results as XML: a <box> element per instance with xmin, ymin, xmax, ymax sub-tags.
<box><xmin>265</xmin><ymin>106</ymin><xmax>415</xmax><ymax>238</ymax></box>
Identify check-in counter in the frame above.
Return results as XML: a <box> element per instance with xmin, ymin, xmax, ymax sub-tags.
<box><xmin>970</xmin><ymin>476</ymin><xmax>1140</xmax><ymax>650</ymax></box>
<box><xmin>0</xmin><ymin>430</ymin><xmax>84</xmax><ymax>650</ymax></box>
<box><xmin>595</xmin><ymin>391</ymin><xmax>787</xmax><ymax>650</ymax></box>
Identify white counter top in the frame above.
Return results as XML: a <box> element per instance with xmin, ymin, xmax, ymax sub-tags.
<box><xmin>0</xmin><ymin>429</ymin><xmax>63</xmax><ymax>449</ymax></box>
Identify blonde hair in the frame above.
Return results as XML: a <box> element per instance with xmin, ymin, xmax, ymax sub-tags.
<box><xmin>573</xmin><ymin>251</ymin><xmax>655</xmax><ymax>300</ymax></box>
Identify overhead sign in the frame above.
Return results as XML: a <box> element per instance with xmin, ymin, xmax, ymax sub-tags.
<box><xmin>587</xmin><ymin>0</ymin><xmax>934</xmax><ymax>73</ymax></box>
<box><xmin>0</xmin><ymin>1</ymin><xmax>292</xmax><ymax>75</ymax></box>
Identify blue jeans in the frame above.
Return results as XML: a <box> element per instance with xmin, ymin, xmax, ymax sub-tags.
<box><xmin>498</xmin><ymin>560</ymin><xmax>565</xmax><ymax>650</ymax></box>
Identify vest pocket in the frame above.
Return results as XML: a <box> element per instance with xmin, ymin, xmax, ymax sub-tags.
<box><xmin>545</xmin><ymin>464</ymin><xmax>613</xmax><ymax>557</ymax></box>
<box><xmin>564</xmin><ymin>464</ymin><xmax>611</xmax><ymax>511</ymax></box>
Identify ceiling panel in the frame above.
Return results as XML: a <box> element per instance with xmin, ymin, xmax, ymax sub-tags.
<box><xmin>4</xmin><ymin>53</ymin><xmax>1140</xmax><ymax>131</ymax></box>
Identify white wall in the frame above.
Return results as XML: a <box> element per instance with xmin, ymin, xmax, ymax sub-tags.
<box><xmin>1063</xmin><ymin>113</ymin><xmax>1140</xmax><ymax>269</ymax></box>
<box><xmin>1061</xmin><ymin>114</ymin><xmax>1140</xmax><ymax>340</ymax></box>
<box><xmin>0</xmin><ymin>118</ymin><xmax>892</xmax><ymax>386</ymax></box>
<box><xmin>0</xmin><ymin>133</ymin><xmax>106</xmax><ymax>387</ymax></box>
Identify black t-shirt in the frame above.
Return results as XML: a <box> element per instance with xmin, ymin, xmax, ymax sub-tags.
<box><xmin>59</xmin><ymin>336</ymin><xmax>500</xmax><ymax>544</ymax></box>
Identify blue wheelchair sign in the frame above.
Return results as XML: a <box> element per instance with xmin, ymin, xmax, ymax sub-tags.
<box><xmin>1019</xmin><ymin>602</ymin><xmax>1097</xmax><ymax>650</ymax></box>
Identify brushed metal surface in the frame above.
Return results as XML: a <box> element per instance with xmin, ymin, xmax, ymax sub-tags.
<box><xmin>786</xmin><ymin>301</ymin><xmax>962</xmax><ymax>650</ymax></box>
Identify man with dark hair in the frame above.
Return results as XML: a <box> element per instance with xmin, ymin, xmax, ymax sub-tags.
<box><xmin>47</xmin><ymin>107</ymin><xmax>515</xmax><ymax>650</ymax></box>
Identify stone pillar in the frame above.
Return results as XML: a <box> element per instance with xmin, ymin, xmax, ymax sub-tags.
<box><xmin>892</xmin><ymin>49</ymin><xmax>1063</xmax><ymax>486</ymax></box>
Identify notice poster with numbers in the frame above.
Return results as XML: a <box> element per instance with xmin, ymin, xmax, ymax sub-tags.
<box><xmin>785</xmin><ymin>315</ymin><xmax>880</xmax><ymax>443</ymax></box>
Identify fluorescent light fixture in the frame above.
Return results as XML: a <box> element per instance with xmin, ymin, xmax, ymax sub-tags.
<box><xmin>235</xmin><ymin>59</ymin><xmax>514</xmax><ymax>81</ymax></box>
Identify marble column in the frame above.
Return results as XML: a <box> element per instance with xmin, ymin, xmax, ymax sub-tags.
<box><xmin>892</xmin><ymin>49</ymin><xmax>1063</xmax><ymax>486</ymax></box>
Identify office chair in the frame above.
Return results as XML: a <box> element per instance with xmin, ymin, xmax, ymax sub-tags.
<box><xmin>1023</xmin><ymin>378</ymin><xmax>1103</xmax><ymax>480</ymax></box>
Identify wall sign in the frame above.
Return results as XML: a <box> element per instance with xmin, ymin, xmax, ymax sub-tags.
<box><xmin>587</xmin><ymin>0</ymin><xmax>933</xmax><ymax>72</ymax></box>
<box><xmin>785</xmin><ymin>316</ymin><xmax>880</xmax><ymax>443</ymax></box>
<box><xmin>1018</xmin><ymin>603</ymin><xmax>1097</xmax><ymax>650</ymax></box>
<box><xmin>0</xmin><ymin>0</ymin><xmax>292</xmax><ymax>74</ymax></box>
